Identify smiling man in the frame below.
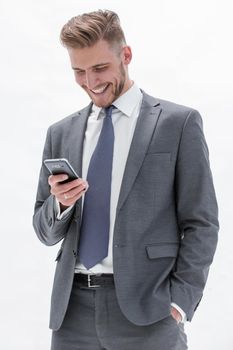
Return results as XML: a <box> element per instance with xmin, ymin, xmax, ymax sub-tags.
<box><xmin>69</xmin><ymin>40</ymin><xmax>132</xmax><ymax>107</ymax></box>
<box><xmin>33</xmin><ymin>9</ymin><xmax>219</xmax><ymax>350</ymax></box>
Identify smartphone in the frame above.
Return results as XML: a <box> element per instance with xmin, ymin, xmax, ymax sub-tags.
<box><xmin>44</xmin><ymin>158</ymin><xmax>79</xmax><ymax>183</ymax></box>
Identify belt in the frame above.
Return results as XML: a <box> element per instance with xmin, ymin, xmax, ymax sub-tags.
<box><xmin>74</xmin><ymin>273</ymin><xmax>114</xmax><ymax>288</ymax></box>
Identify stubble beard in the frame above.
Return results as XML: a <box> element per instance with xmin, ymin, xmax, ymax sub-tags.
<box><xmin>84</xmin><ymin>62</ymin><xmax>127</xmax><ymax>108</ymax></box>
<box><xmin>112</xmin><ymin>62</ymin><xmax>126</xmax><ymax>101</ymax></box>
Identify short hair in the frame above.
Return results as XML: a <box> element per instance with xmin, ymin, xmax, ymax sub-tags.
<box><xmin>60</xmin><ymin>10</ymin><xmax>126</xmax><ymax>50</ymax></box>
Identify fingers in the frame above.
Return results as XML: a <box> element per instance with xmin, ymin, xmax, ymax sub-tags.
<box><xmin>48</xmin><ymin>174</ymin><xmax>89</xmax><ymax>207</ymax></box>
<box><xmin>170</xmin><ymin>307</ymin><xmax>182</xmax><ymax>324</ymax></box>
<box><xmin>50</xmin><ymin>177</ymin><xmax>82</xmax><ymax>196</ymax></box>
<box><xmin>59</xmin><ymin>184</ymin><xmax>88</xmax><ymax>207</ymax></box>
<box><xmin>63</xmin><ymin>182</ymin><xmax>87</xmax><ymax>199</ymax></box>
<box><xmin>48</xmin><ymin>174</ymin><xmax>69</xmax><ymax>186</ymax></box>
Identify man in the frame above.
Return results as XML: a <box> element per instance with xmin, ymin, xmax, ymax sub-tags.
<box><xmin>33</xmin><ymin>9</ymin><xmax>219</xmax><ymax>350</ymax></box>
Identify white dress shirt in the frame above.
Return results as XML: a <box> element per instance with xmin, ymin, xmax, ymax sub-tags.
<box><xmin>76</xmin><ymin>83</ymin><xmax>142</xmax><ymax>273</ymax></box>
<box><xmin>55</xmin><ymin>83</ymin><xmax>186</xmax><ymax>322</ymax></box>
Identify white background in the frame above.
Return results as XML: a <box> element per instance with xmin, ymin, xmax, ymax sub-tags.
<box><xmin>0</xmin><ymin>0</ymin><xmax>232</xmax><ymax>349</ymax></box>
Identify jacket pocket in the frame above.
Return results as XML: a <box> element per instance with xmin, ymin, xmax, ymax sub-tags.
<box><xmin>146</xmin><ymin>242</ymin><xmax>179</xmax><ymax>259</ymax></box>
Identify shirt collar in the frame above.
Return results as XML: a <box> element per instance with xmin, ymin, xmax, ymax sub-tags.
<box><xmin>91</xmin><ymin>83</ymin><xmax>142</xmax><ymax>120</ymax></box>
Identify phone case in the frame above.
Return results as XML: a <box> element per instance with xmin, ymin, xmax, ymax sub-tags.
<box><xmin>44</xmin><ymin>158</ymin><xmax>79</xmax><ymax>182</ymax></box>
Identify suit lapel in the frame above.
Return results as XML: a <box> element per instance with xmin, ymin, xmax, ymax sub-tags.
<box><xmin>68</xmin><ymin>103</ymin><xmax>92</xmax><ymax>177</ymax></box>
<box><xmin>116</xmin><ymin>92</ymin><xmax>161</xmax><ymax>212</ymax></box>
<box><xmin>67</xmin><ymin>103</ymin><xmax>92</xmax><ymax>217</ymax></box>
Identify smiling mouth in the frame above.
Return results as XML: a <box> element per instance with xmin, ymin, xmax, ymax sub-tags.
<box><xmin>90</xmin><ymin>83</ymin><xmax>109</xmax><ymax>94</ymax></box>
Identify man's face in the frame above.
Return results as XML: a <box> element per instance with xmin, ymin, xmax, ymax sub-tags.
<box><xmin>67</xmin><ymin>40</ymin><xmax>132</xmax><ymax>107</ymax></box>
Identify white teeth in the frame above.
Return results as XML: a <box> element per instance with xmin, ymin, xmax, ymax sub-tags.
<box><xmin>91</xmin><ymin>84</ymin><xmax>108</xmax><ymax>94</ymax></box>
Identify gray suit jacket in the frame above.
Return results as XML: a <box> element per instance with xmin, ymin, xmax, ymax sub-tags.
<box><xmin>33</xmin><ymin>91</ymin><xmax>219</xmax><ymax>330</ymax></box>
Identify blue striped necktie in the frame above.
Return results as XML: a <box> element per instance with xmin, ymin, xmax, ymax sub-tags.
<box><xmin>78</xmin><ymin>105</ymin><xmax>115</xmax><ymax>269</ymax></box>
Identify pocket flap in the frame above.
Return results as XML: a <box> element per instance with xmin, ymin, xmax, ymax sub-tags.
<box><xmin>146</xmin><ymin>243</ymin><xmax>179</xmax><ymax>259</ymax></box>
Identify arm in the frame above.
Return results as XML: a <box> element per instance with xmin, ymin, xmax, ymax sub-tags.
<box><xmin>170</xmin><ymin>110</ymin><xmax>219</xmax><ymax>321</ymax></box>
<box><xmin>32</xmin><ymin>127</ymin><xmax>75</xmax><ymax>246</ymax></box>
<box><xmin>32</xmin><ymin>127</ymin><xmax>88</xmax><ymax>246</ymax></box>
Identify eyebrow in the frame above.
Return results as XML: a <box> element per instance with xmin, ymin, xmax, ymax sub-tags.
<box><xmin>72</xmin><ymin>63</ymin><xmax>109</xmax><ymax>71</ymax></box>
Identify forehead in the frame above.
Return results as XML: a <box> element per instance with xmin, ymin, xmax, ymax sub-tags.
<box><xmin>67</xmin><ymin>40</ymin><xmax>119</xmax><ymax>70</ymax></box>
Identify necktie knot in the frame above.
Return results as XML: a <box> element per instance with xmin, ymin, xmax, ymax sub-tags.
<box><xmin>104</xmin><ymin>105</ymin><xmax>115</xmax><ymax>118</ymax></box>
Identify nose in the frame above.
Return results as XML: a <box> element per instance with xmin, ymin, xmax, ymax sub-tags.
<box><xmin>85</xmin><ymin>72</ymin><xmax>97</xmax><ymax>90</ymax></box>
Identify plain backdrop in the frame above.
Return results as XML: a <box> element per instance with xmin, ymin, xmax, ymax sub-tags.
<box><xmin>0</xmin><ymin>0</ymin><xmax>233</xmax><ymax>349</ymax></box>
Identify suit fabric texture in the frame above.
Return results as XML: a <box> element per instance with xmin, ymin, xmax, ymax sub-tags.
<box><xmin>33</xmin><ymin>91</ymin><xmax>219</xmax><ymax>331</ymax></box>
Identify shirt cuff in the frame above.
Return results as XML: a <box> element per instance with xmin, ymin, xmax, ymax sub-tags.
<box><xmin>171</xmin><ymin>303</ymin><xmax>187</xmax><ymax>323</ymax></box>
<box><xmin>54</xmin><ymin>197</ymin><xmax>74</xmax><ymax>220</ymax></box>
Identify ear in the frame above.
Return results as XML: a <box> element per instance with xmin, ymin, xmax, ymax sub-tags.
<box><xmin>122</xmin><ymin>46</ymin><xmax>132</xmax><ymax>65</ymax></box>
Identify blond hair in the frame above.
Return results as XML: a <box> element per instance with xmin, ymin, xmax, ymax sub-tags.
<box><xmin>60</xmin><ymin>10</ymin><xmax>126</xmax><ymax>50</ymax></box>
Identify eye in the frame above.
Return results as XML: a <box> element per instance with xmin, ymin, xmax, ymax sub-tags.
<box><xmin>75</xmin><ymin>70</ymin><xmax>85</xmax><ymax>75</ymax></box>
<box><xmin>94</xmin><ymin>66</ymin><xmax>107</xmax><ymax>72</ymax></box>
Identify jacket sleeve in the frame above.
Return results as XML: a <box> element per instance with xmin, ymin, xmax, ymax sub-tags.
<box><xmin>170</xmin><ymin>109</ymin><xmax>219</xmax><ymax>321</ymax></box>
<box><xmin>32</xmin><ymin>126</ymin><xmax>75</xmax><ymax>246</ymax></box>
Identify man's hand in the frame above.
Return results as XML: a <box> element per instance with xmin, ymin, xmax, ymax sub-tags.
<box><xmin>171</xmin><ymin>306</ymin><xmax>182</xmax><ymax>324</ymax></box>
<box><xmin>48</xmin><ymin>174</ymin><xmax>88</xmax><ymax>211</ymax></box>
